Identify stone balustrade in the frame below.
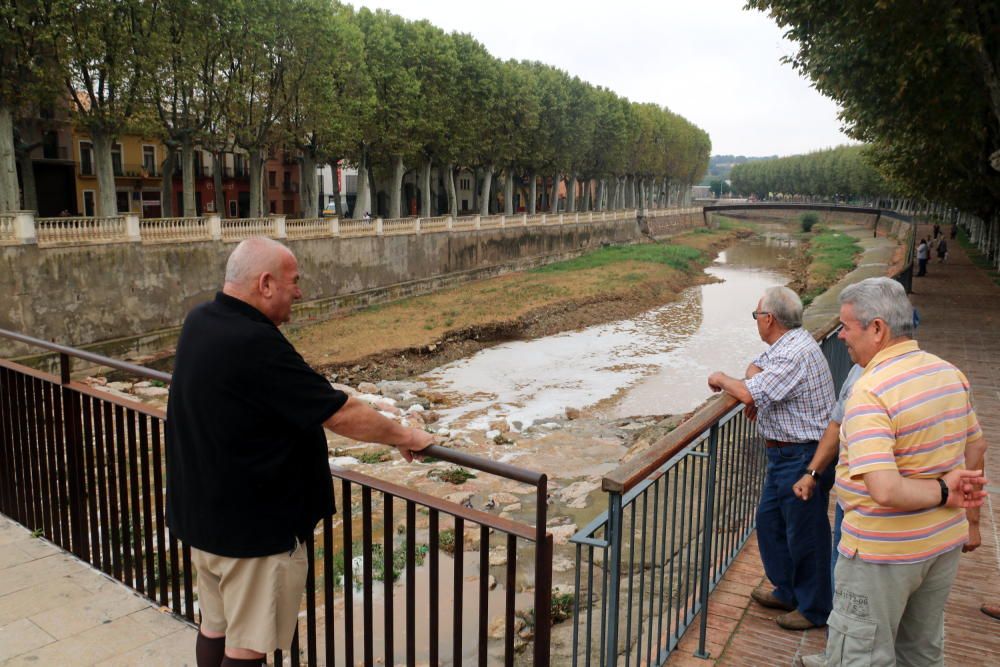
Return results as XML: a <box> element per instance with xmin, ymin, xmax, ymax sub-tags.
<box><xmin>0</xmin><ymin>207</ymin><xmax>700</xmax><ymax>248</ymax></box>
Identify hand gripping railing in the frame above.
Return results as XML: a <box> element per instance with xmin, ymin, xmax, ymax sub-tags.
<box><xmin>0</xmin><ymin>327</ymin><xmax>553</xmax><ymax>666</ymax></box>
<box><xmin>570</xmin><ymin>318</ymin><xmax>852</xmax><ymax>666</ymax></box>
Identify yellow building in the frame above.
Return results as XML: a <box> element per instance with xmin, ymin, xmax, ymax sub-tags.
<box><xmin>71</xmin><ymin>129</ymin><xmax>167</xmax><ymax>217</ymax></box>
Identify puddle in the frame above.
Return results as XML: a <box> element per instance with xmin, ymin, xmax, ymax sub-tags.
<box><xmin>422</xmin><ymin>233</ymin><xmax>798</xmax><ymax>427</ymax></box>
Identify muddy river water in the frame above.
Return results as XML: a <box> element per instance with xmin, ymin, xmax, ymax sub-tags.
<box><xmin>422</xmin><ymin>232</ymin><xmax>799</xmax><ymax>428</ymax></box>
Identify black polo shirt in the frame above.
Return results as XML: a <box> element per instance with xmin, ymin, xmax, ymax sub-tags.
<box><xmin>165</xmin><ymin>292</ymin><xmax>347</xmax><ymax>558</ymax></box>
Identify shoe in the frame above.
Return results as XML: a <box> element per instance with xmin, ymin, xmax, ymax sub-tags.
<box><xmin>983</xmin><ymin>603</ymin><xmax>1000</xmax><ymax>621</ymax></box>
<box><xmin>750</xmin><ymin>588</ymin><xmax>795</xmax><ymax>611</ymax></box>
<box><xmin>776</xmin><ymin>609</ymin><xmax>823</xmax><ymax>631</ymax></box>
<box><xmin>796</xmin><ymin>654</ymin><xmax>827</xmax><ymax>667</ymax></box>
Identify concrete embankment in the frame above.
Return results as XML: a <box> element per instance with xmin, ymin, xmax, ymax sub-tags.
<box><xmin>5</xmin><ymin>217</ymin><xmax>707</xmax><ymax>361</ymax></box>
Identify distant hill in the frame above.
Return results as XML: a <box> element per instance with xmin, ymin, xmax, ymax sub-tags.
<box><xmin>701</xmin><ymin>155</ymin><xmax>777</xmax><ymax>184</ymax></box>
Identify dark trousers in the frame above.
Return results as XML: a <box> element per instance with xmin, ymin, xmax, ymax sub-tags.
<box><xmin>918</xmin><ymin>258</ymin><xmax>928</xmax><ymax>276</ymax></box>
<box><xmin>757</xmin><ymin>442</ymin><xmax>834</xmax><ymax>626</ymax></box>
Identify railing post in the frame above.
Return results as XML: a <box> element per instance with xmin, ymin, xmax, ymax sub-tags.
<box><xmin>12</xmin><ymin>211</ymin><xmax>37</xmax><ymax>244</ymax></box>
<box><xmin>695</xmin><ymin>423</ymin><xmax>720</xmax><ymax>659</ymax></box>
<box><xmin>499</xmin><ymin>214</ymin><xmax>505</xmax><ymax>227</ymax></box>
<box><xmin>273</xmin><ymin>214</ymin><xmax>287</xmax><ymax>239</ymax></box>
<box><xmin>415</xmin><ymin>217</ymin><xmax>422</xmax><ymax>234</ymax></box>
<box><xmin>474</xmin><ymin>215</ymin><xmax>481</xmax><ymax>229</ymax></box>
<box><xmin>124</xmin><ymin>213</ymin><xmax>141</xmax><ymax>242</ymax></box>
<box><xmin>603</xmin><ymin>490</ymin><xmax>624</xmax><ymax>667</ymax></box>
<box><xmin>533</xmin><ymin>475</ymin><xmax>552</xmax><ymax>667</ymax></box>
<box><xmin>446</xmin><ymin>215</ymin><xmax>453</xmax><ymax>230</ymax></box>
<box><xmin>206</xmin><ymin>213</ymin><xmax>222</xmax><ymax>240</ymax></box>
<box><xmin>375</xmin><ymin>217</ymin><xmax>384</xmax><ymax>236</ymax></box>
<box><xmin>330</xmin><ymin>217</ymin><xmax>339</xmax><ymax>237</ymax></box>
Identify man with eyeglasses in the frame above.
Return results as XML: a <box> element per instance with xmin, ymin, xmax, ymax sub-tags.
<box><xmin>708</xmin><ymin>285</ymin><xmax>836</xmax><ymax>631</ymax></box>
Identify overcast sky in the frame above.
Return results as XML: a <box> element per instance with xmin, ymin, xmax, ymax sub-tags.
<box><xmin>351</xmin><ymin>0</ymin><xmax>854</xmax><ymax>158</ymax></box>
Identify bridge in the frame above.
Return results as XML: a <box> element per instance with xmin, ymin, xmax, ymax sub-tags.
<box><xmin>1</xmin><ymin>206</ymin><xmax>996</xmax><ymax>666</ymax></box>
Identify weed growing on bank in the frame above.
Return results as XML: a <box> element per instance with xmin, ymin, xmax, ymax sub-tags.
<box><xmin>802</xmin><ymin>226</ymin><xmax>862</xmax><ymax>304</ymax></box>
<box><xmin>531</xmin><ymin>244</ymin><xmax>704</xmax><ymax>274</ymax></box>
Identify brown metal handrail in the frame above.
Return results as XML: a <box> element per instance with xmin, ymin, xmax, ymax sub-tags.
<box><xmin>0</xmin><ymin>329</ymin><xmax>553</xmax><ymax>666</ymax></box>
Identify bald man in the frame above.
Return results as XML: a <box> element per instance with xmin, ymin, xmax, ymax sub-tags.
<box><xmin>166</xmin><ymin>238</ymin><xmax>433</xmax><ymax>667</ymax></box>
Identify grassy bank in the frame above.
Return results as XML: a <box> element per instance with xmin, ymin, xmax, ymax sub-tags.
<box><xmin>801</xmin><ymin>225</ymin><xmax>863</xmax><ymax>304</ymax></box>
<box><xmin>288</xmin><ymin>222</ymin><xmax>750</xmax><ymax>373</ymax></box>
<box><xmin>957</xmin><ymin>227</ymin><xmax>1000</xmax><ymax>286</ymax></box>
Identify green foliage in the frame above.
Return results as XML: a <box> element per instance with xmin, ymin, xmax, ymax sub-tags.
<box><xmin>800</xmin><ymin>212</ymin><xmax>819</xmax><ymax>232</ymax></box>
<box><xmin>745</xmin><ymin>1</ymin><xmax>1000</xmax><ymax>254</ymax></box>
<box><xmin>438</xmin><ymin>529</ymin><xmax>457</xmax><ymax>554</ymax></box>
<box><xmin>531</xmin><ymin>244</ymin><xmax>704</xmax><ymax>274</ymax></box>
<box><xmin>356</xmin><ymin>449</ymin><xmax>391</xmax><ymax>464</ymax></box>
<box><xmin>730</xmin><ymin>145</ymin><xmax>887</xmax><ymax>201</ymax></box>
<box><xmin>429</xmin><ymin>466</ymin><xmax>476</xmax><ymax>485</ymax></box>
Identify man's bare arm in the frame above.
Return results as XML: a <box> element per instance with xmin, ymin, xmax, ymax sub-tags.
<box><xmin>323</xmin><ymin>396</ymin><xmax>434</xmax><ymax>462</ymax></box>
<box><xmin>793</xmin><ymin>420</ymin><xmax>841</xmax><ymax>501</ymax></box>
<box><xmin>862</xmin><ymin>468</ymin><xmax>988</xmax><ymax>510</ymax></box>
<box><xmin>708</xmin><ymin>371</ymin><xmax>754</xmax><ymax>406</ymax></box>
<box><xmin>963</xmin><ymin>436</ymin><xmax>987</xmax><ymax>552</ymax></box>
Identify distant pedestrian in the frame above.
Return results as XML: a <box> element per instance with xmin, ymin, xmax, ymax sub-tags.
<box><xmin>932</xmin><ymin>222</ymin><xmax>941</xmax><ymax>239</ymax></box>
<box><xmin>937</xmin><ymin>238</ymin><xmax>948</xmax><ymax>263</ymax></box>
<box><xmin>917</xmin><ymin>238</ymin><xmax>929</xmax><ymax>276</ymax></box>
<box><xmin>951</xmin><ymin>223</ymin><xmax>958</xmax><ymax>240</ymax></box>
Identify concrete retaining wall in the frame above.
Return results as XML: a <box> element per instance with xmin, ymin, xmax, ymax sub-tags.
<box><xmin>1</xmin><ymin>220</ymin><xmax>642</xmax><ymax>357</ymax></box>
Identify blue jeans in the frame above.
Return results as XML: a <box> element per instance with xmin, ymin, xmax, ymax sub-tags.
<box><xmin>757</xmin><ymin>442</ymin><xmax>835</xmax><ymax>626</ymax></box>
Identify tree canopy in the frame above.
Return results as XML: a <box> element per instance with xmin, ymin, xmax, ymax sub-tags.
<box><xmin>729</xmin><ymin>145</ymin><xmax>888</xmax><ymax>201</ymax></box>
<box><xmin>1</xmin><ymin>0</ymin><xmax>711</xmax><ymax>216</ymax></box>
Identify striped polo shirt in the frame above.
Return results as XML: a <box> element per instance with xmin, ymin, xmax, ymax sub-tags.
<box><xmin>836</xmin><ymin>340</ymin><xmax>982</xmax><ymax>564</ymax></box>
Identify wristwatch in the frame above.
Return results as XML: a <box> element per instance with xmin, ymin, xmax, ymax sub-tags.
<box><xmin>806</xmin><ymin>469</ymin><xmax>820</xmax><ymax>480</ymax></box>
<box><xmin>937</xmin><ymin>478</ymin><xmax>949</xmax><ymax>507</ymax></box>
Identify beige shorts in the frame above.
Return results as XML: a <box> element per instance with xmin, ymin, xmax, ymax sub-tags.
<box><xmin>192</xmin><ymin>541</ymin><xmax>308</xmax><ymax>654</ymax></box>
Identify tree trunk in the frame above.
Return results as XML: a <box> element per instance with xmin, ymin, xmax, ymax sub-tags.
<box><xmin>354</xmin><ymin>151</ymin><xmax>370</xmax><ymax>219</ymax></box>
<box><xmin>582</xmin><ymin>178</ymin><xmax>592</xmax><ymax>211</ymax></box>
<box><xmin>421</xmin><ymin>157</ymin><xmax>433</xmax><ymax>217</ymax></box>
<box><xmin>446</xmin><ymin>163</ymin><xmax>457</xmax><ymax>217</ymax></box>
<box><xmin>181</xmin><ymin>138</ymin><xmax>196</xmax><ymax>217</ymax></box>
<box><xmin>479</xmin><ymin>164</ymin><xmax>494</xmax><ymax>216</ymax></box>
<box><xmin>550</xmin><ymin>173</ymin><xmax>560</xmax><ymax>212</ymax></box>
<box><xmin>213</xmin><ymin>151</ymin><xmax>225</xmax><ymax>216</ymax></box>
<box><xmin>566</xmin><ymin>174</ymin><xmax>577</xmax><ymax>212</ymax></box>
<box><xmin>528</xmin><ymin>170</ymin><xmax>537</xmax><ymax>214</ymax></box>
<box><xmin>91</xmin><ymin>130</ymin><xmax>119</xmax><ymax>217</ymax></box>
<box><xmin>300</xmin><ymin>151</ymin><xmax>318</xmax><ymax>218</ymax></box>
<box><xmin>17</xmin><ymin>150</ymin><xmax>36</xmax><ymax>212</ymax></box>
<box><xmin>0</xmin><ymin>107</ymin><xmax>17</xmax><ymax>212</ymax></box>
<box><xmin>389</xmin><ymin>154</ymin><xmax>405</xmax><ymax>218</ymax></box>
<box><xmin>504</xmin><ymin>168</ymin><xmax>514</xmax><ymax>215</ymax></box>
<box><xmin>249</xmin><ymin>149</ymin><xmax>265</xmax><ymax>218</ymax></box>
<box><xmin>329</xmin><ymin>159</ymin><xmax>344</xmax><ymax>217</ymax></box>
<box><xmin>161</xmin><ymin>149</ymin><xmax>175</xmax><ymax>217</ymax></box>
<box><xmin>595</xmin><ymin>179</ymin><xmax>605</xmax><ymax>212</ymax></box>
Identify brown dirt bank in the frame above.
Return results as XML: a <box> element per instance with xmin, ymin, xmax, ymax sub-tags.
<box><xmin>288</xmin><ymin>226</ymin><xmax>754</xmax><ymax>385</ymax></box>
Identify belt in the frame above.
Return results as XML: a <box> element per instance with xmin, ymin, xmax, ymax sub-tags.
<box><xmin>765</xmin><ymin>439</ymin><xmax>817</xmax><ymax>449</ymax></box>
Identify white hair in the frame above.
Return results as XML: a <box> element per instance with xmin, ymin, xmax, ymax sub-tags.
<box><xmin>839</xmin><ymin>277</ymin><xmax>914</xmax><ymax>338</ymax></box>
<box><xmin>224</xmin><ymin>237</ymin><xmax>292</xmax><ymax>285</ymax></box>
<box><xmin>761</xmin><ymin>286</ymin><xmax>803</xmax><ymax>329</ymax></box>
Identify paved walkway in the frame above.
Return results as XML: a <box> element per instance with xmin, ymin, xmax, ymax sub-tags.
<box><xmin>0</xmin><ymin>516</ymin><xmax>195</xmax><ymax>666</ymax></box>
<box><xmin>667</xmin><ymin>228</ymin><xmax>1000</xmax><ymax>666</ymax></box>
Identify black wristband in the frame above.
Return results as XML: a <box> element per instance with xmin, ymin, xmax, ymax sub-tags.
<box><xmin>806</xmin><ymin>469</ymin><xmax>820</xmax><ymax>480</ymax></box>
<box><xmin>937</xmin><ymin>478</ymin><xmax>949</xmax><ymax>507</ymax></box>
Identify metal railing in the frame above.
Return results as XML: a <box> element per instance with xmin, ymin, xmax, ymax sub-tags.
<box><xmin>569</xmin><ymin>320</ymin><xmax>853</xmax><ymax>666</ymax></box>
<box><xmin>0</xmin><ymin>328</ymin><xmax>553</xmax><ymax>666</ymax></box>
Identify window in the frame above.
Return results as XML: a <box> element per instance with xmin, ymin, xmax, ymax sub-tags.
<box><xmin>270</xmin><ymin>200</ymin><xmax>277</xmax><ymax>214</ymax></box>
<box><xmin>283</xmin><ymin>199</ymin><xmax>294</xmax><ymax>213</ymax></box>
<box><xmin>80</xmin><ymin>142</ymin><xmax>94</xmax><ymax>176</ymax></box>
<box><xmin>116</xmin><ymin>190</ymin><xmax>130</xmax><ymax>213</ymax></box>
<box><xmin>112</xmin><ymin>143</ymin><xmax>123</xmax><ymax>176</ymax></box>
<box><xmin>229</xmin><ymin>200</ymin><xmax>237</xmax><ymax>217</ymax></box>
<box><xmin>283</xmin><ymin>171</ymin><xmax>292</xmax><ymax>189</ymax></box>
<box><xmin>461</xmin><ymin>199</ymin><xmax>469</xmax><ymax>211</ymax></box>
<box><xmin>142</xmin><ymin>146</ymin><xmax>156</xmax><ymax>176</ymax></box>
<box><xmin>460</xmin><ymin>178</ymin><xmax>471</xmax><ymax>190</ymax></box>
<box><xmin>269</xmin><ymin>171</ymin><xmax>277</xmax><ymax>188</ymax></box>
<box><xmin>83</xmin><ymin>191</ymin><xmax>95</xmax><ymax>217</ymax></box>
<box><xmin>42</xmin><ymin>132</ymin><xmax>61</xmax><ymax>159</ymax></box>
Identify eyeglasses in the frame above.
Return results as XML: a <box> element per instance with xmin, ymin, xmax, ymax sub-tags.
<box><xmin>751</xmin><ymin>310</ymin><xmax>771</xmax><ymax>321</ymax></box>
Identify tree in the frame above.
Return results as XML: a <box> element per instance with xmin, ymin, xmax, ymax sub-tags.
<box><xmin>747</xmin><ymin>1</ymin><xmax>1000</xmax><ymax>255</ymax></box>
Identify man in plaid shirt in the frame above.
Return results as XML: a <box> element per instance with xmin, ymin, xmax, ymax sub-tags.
<box><xmin>709</xmin><ymin>285</ymin><xmax>835</xmax><ymax>631</ymax></box>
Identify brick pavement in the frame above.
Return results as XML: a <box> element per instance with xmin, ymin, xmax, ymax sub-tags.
<box><xmin>0</xmin><ymin>515</ymin><xmax>196</xmax><ymax>666</ymax></box>
<box><xmin>667</xmin><ymin>229</ymin><xmax>1000</xmax><ymax>666</ymax></box>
